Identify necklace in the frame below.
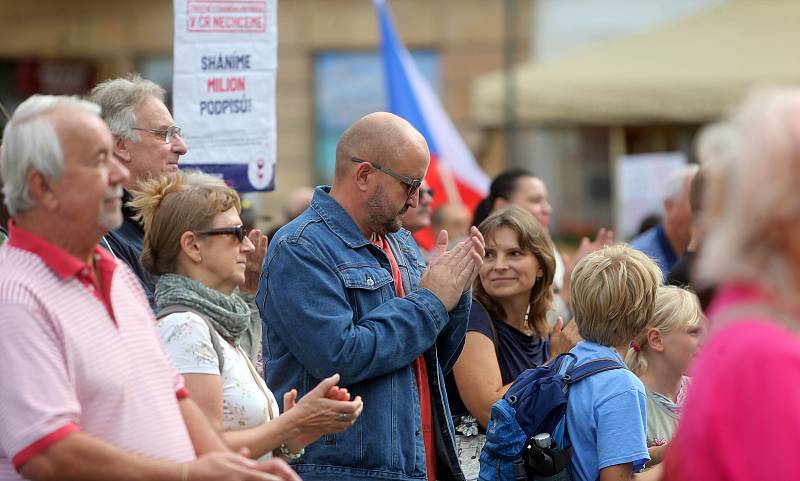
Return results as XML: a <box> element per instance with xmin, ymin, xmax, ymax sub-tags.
<box><xmin>520</xmin><ymin>302</ymin><xmax>533</xmax><ymax>336</ymax></box>
<box><xmin>518</xmin><ymin>304</ymin><xmax>533</xmax><ymax>335</ymax></box>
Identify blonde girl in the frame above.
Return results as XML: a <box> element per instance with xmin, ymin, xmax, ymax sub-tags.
<box><xmin>626</xmin><ymin>285</ymin><xmax>705</xmax><ymax>465</ymax></box>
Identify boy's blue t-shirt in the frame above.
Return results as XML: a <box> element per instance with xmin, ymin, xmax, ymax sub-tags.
<box><xmin>567</xmin><ymin>341</ymin><xmax>650</xmax><ymax>481</ymax></box>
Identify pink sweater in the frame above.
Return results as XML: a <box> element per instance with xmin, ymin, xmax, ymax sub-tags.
<box><xmin>665</xmin><ymin>282</ymin><xmax>800</xmax><ymax>481</ymax></box>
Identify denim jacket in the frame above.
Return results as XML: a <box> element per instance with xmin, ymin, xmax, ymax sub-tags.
<box><xmin>256</xmin><ymin>186</ymin><xmax>470</xmax><ymax>481</ymax></box>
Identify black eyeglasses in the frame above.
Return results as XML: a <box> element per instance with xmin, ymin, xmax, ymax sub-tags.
<box><xmin>195</xmin><ymin>224</ymin><xmax>247</xmax><ymax>243</ymax></box>
<box><xmin>132</xmin><ymin>125</ymin><xmax>182</xmax><ymax>144</ymax></box>
<box><xmin>350</xmin><ymin>157</ymin><xmax>422</xmax><ymax>199</ymax></box>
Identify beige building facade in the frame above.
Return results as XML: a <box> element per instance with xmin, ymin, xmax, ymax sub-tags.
<box><xmin>0</xmin><ymin>0</ymin><xmax>529</xmax><ymax>227</ymax></box>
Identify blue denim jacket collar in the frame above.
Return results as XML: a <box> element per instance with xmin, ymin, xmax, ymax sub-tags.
<box><xmin>311</xmin><ymin>186</ymin><xmax>413</xmax><ymax>250</ymax></box>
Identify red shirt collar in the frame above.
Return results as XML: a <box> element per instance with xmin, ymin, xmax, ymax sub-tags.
<box><xmin>7</xmin><ymin>219</ymin><xmax>116</xmax><ymax>280</ymax></box>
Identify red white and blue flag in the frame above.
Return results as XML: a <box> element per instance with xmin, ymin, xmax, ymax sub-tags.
<box><xmin>374</xmin><ymin>0</ymin><xmax>489</xmax><ymax>250</ymax></box>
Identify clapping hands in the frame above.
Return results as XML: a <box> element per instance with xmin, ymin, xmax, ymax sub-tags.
<box><xmin>282</xmin><ymin>373</ymin><xmax>363</xmax><ymax>447</ymax></box>
<box><xmin>561</xmin><ymin>228</ymin><xmax>614</xmax><ymax>304</ymax></box>
<box><xmin>419</xmin><ymin>226</ymin><xmax>485</xmax><ymax>311</ymax></box>
<box><xmin>241</xmin><ymin>228</ymin><xmax>268</xmax><ymax>295</ymax></box>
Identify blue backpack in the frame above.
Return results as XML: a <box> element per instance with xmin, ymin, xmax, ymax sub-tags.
<box><xmin>478</xmin><ymin>353</ymin><xmax>626</xmax><ymax>481</ymax></box>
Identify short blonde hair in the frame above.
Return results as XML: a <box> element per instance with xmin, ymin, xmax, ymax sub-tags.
<box><xmin>129</xmin><ymin>171</ymin><xmax>241</xmax><ymax>276</ymax></box>
<box><xmin>570</xmin><ymin>245</ymin><xmax>662</xmax><ymax>347</ymax></box>
<box><xmin>625</xmin><ymin>286</ymin><xmax>704</xmax><ymax>374</ymax></box>
<box><xmin>473</xmin><ymin>206</ymin><xmax>555</xmax><ymax>337</ymax></box>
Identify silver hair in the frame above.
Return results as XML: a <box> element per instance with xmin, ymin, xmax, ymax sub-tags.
<box><xmin>663</xmin><ymin>164</ymin><xmax>699</xmax><ymax>202</ymax></box>
<box><xmin>1</xmin><ymin>95</ymin><xmax>101</xmax><ymax>215</ymax></box>
<box><xmin>694</xmin><ymin>121</ymin><xmax>740</xmax><ymax>167</ymax></box>
<box><xmin>87</xmin><ymin>73</ymin><xmax>165</xmax><ymax>142</ymax></box>
<box><xmin>698</xmin><ymin>87</ymin><xmax>800</xmax><ymax>291</ymax></box>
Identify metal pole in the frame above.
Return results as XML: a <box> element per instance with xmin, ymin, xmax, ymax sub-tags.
<box><xmin>504</xmin><ymin>0</ymin><xmax>518</xmax><ymax>167</ymax></box>
<box><xmin>609</xmin><ymin>126</ymin><xmax>627</xmax><ymax>237</ymax></box>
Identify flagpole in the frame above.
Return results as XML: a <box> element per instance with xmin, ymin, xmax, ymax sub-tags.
<box><xmin>504</xmin><ymin>0</ymin><xmax>519</xmax><ymax>167</ymax></box>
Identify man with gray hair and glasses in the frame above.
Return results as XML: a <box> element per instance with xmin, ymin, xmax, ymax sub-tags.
<box><xmin>630</xmin><ymin>164</ymin><xmax>698</xmax><ymax>280</ymax></box>
<box><xmin>88</xmin><ymin>73</ymin><xmax>188</xmax><ymax>306</ymax></box>
<box><xmin>0</xmin><ymin>94</ymin><xmax>298</xmax><ymax>481</ymax></box>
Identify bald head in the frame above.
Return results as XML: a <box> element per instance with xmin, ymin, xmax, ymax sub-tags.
<box><xmin>330</xmin><ymin>112</ymin><xmax>431</xmax><ymax>237</ymax></box>
<box><xmin>334</xmin><ymin>112</ymin><xmax>429</xmax><ymax>180</ymax></box>
<box><xmin>433</xmin><ymin>203</ymin><xmax>472</xmax><ymax>242</ymax></box>
<box><xmin>284</xmin><ymin>186</ymin><xmax>314</xmax><ymax>221</ymax></box>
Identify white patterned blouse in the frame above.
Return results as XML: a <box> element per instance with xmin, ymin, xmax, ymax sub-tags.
<box><xmin>157</xmin><ymin>312</ymin><xmax>280</xmax><ymax>457</ymax></box>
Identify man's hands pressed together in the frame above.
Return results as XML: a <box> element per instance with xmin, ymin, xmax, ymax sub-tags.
<box><xmin>420</xmin><ymin>226</ymin><xmax>485</xmax><ymax>310</ymax></box>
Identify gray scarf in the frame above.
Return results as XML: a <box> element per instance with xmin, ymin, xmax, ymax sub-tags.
<box><xmin>155</xmin><ymin>273</ymin><xmax>251</xmax><ymax>344</ymax></box>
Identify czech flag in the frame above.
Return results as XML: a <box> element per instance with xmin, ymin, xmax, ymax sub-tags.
<box><xmin>374</xmin><ymin>0</ymin><xmax>489</xmax><ymax>250</ymax></box>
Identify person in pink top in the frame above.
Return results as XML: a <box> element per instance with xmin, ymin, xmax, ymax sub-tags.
<box><xmin>663</xmin><ymin>88</ymin><xmax>800</xmax><ymax>481</ymax></box>
<box><xmin>0</xmin><ymin>95</ymin><xmax>299</xmax><ymax>481</ymax></box>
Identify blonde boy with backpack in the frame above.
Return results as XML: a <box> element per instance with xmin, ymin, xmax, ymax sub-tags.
<box><xmin>566</xmin><ymin>245</ymin><xmax>663</xmax><ymax>481</ymax></box>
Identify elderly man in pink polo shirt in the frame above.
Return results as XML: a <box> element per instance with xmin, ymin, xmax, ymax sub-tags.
<box><xmin>0</xmin><ymin>95</ymin><xmax>299</xmax><ymax>481</ymax></box>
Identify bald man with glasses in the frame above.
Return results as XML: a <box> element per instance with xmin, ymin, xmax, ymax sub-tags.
<box><xmin>257</xmin><ymin>112</ymin><xmax>485</xmax><ymax>481</ymax></box>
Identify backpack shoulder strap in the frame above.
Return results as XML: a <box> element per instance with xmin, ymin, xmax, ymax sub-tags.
<box><xmin>157</xmin><ymin>305</ymin><xmax>226</xmax><ymax>374</ymax></box>
<box><xmin>565</xmin><ymin>357</ymin><xmax>625</xmax><ymax>384</ymax></box>
<box><xmin>547</xmin><ymin>352</ymin><xmax>577</xmax><ymax>372</ymax></box>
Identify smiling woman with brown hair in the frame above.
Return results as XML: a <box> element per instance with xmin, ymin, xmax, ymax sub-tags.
<box><xmin>444</xmin><ymin>206</ymin><xmax>580</xmax><ymax>480</ymax></box>
<box><xmin>131</xmin><ymin>170</ymin><xmax>363</xmax><ymax>462</ymax></box>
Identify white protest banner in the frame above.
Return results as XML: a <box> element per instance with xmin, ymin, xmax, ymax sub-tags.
<box><xmin>615</xmin><ymin>152</ymin><xmax>687</xmax><ymax>239</ymax></box>
<box><xmin>173</xmin><ymin>0</ymin><xmax>277</xmax><ymax>191</ymax></box>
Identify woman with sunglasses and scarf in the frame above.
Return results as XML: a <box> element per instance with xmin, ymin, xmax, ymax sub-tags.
<box><xmin>131</xmin><ymin>171</ymin><xmax>362</xmax><ymax>461</ymax></box>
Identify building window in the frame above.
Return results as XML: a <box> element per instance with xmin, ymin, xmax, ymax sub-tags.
<box><xmin>314</xmin><ymin>50</ymin><xmax>440</xmax><ymax>183</ymax></box>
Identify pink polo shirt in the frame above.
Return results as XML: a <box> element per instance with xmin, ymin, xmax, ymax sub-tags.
<box><xmin>0</xmin><ymin>221</ymin><xmax>196</xmax><ymax>480</ymax></box>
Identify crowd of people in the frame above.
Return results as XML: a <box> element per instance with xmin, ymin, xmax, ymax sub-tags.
<box><xmin>0</xmin><ymin>72</ymin><xmax>798</xmax><ymax>481</ymax></box>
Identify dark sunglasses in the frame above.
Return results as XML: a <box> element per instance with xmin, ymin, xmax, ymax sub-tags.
<box><xmin>195</xmin><ymin>224</ymin><xmax>247</xmax><ymax>243</ymax></box>
<box><xmin>350</xmin><ymin>157</ymin><xmax>423</xmax><ymax>199</ymax></box>
<box><xmin>419</xmin><ymin>187</ymin><xmax>435</xmax><ymax>199</ymax></box>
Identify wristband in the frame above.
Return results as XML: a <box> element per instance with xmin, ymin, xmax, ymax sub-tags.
<box><xmin>180</xmin><ymin>463</ymin><xmax>189</xmax><ymax>481</ymax></box>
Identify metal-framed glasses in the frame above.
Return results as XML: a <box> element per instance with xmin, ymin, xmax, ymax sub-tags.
<box><xmin>132</xmin><ymin>125</ymin><xmax>182</xmax><ymax>144</ymax></box>
<box><xmin>195</xmin><ymin>224</ymin><xmax>247</xmax><ymax>243</ymax></box>
<box><xmin>350</xmin><ymin>157</ymin><xmax>422</xmax><ymax>199</ymax></box>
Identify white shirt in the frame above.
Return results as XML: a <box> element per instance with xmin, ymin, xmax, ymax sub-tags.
<box><xmin>553</xmin><ymin>246</ymin><xmax>565</xmax><ymax>291</ymax></box>
<box><xmin>157</xmin><ymin>312</ymin><xmax>280</xmax><ymax>436</ymax></box>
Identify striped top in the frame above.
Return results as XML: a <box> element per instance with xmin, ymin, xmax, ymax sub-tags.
<box><xmin>0</xmin><ymin>221</ymin><xmax>196</xmax><ymax>480</ymax></box>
